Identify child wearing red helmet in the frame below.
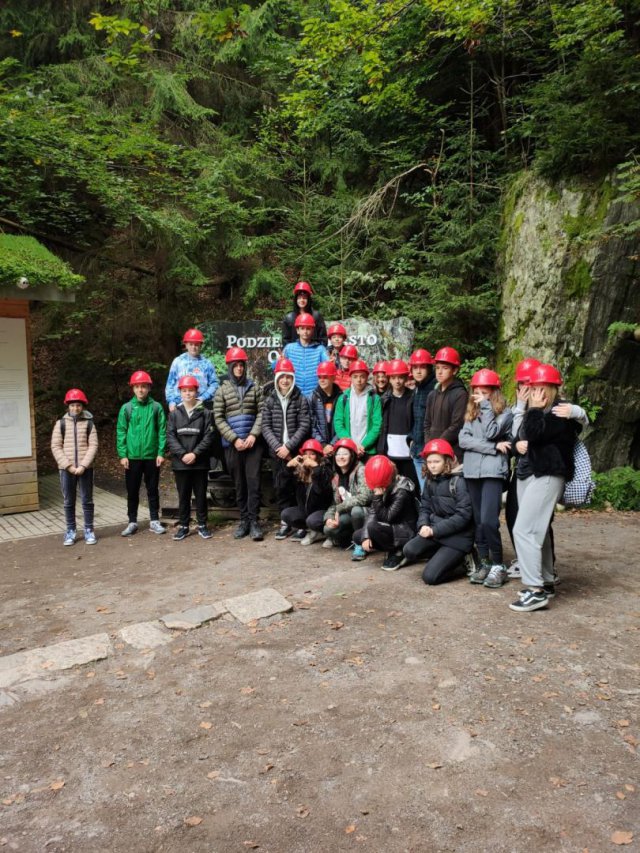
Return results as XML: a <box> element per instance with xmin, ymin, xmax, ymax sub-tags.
<box><xmin>327</xmin><ymin>322</ymin><xmax>347</xmax><ymax>365</ymax></box>
<box><xmin>322</xmin><ymin>438</ymin><xmax>372</xmax><ymax>549</ymax></box>
<box><xmin>423</xmin><ymin>346</ymin><xmax>467</xmax><ymax>464</ymax></box>
<box><xmin>280</xmin><ymin>440</ymin><xmax>333</xmax><ymax>545</ymax></box>
<box><xmin>408</xmin><ymin>349</ymin><xmax>436</xmax><ymax>491</ymax></box>
<box><xmin>51</xmin><ymin>388</ymin><xmax>99</xmax><ymax>546</ymax></box>
<box><xmin>333</xmin><ymin>360</ymin><xmax>382</xmax><ymax>459</ymax></box>
<box><xmin>117</xmin><ymin>370</ymin><xmax>167</xmax><ymax>538</ymax></box>
<box><xmin>282</xmin><ymin>281</ymin><xmax>328</xmax><ymax>347</ymax></box>
<box><xmin>308</xmin><ymin>361</ymin><xmax>343</xmax><ymax>455</ymax></box>
<box><xmin>165</xmin><ymin>328</ymin><xmax>219</xmax><ymax>412</ymax></box>
<box><xmin>402</xmin><ymin>440</ymin><xmax>474</xmax><ymax>584</ymax></box>
<box><xmin>351</xmin><ymin>455</ymin><xmax>418</xmax><ymax>569</ymax></box>
<box><xmin>458</xmin><ymin>369</ymin><xmax>513</xmax><ymax>587</ymax></box>
<box><xmin>376</xmin><ymin>359</ymin><xmax>418</xmax><ymax>490</ymax></box>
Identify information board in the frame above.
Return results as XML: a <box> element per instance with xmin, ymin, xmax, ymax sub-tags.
<box><xmin>0</xmin><ymin>317</ymin><xmax>32</xmax><ymax>459</ymax></box>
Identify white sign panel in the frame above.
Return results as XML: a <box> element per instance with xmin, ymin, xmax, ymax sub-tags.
<box><xmin>0</xmin><ymin>317</ymin><xmax>32</xmax><ymax>459</ymax></box>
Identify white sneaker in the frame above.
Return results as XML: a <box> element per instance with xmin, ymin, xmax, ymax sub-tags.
<box><xmin>322</xmin><ymin>537</ymin><xmax>335</xmax><ymax>549</ymax></box>
<box><xmin>300</xmin><ymin>530</ymin><xmax>324</xmax><ymax>546</ymax></box>
<box><xmin>121</xmin><ymin>522</ymin><xmax>138</xmax><ymax>537</ymax></box>
<box><xmin>149</xmin><ymin>520</ymin><xmax>166</xmax><ymax>534</ymax></box>
<box><xmin>507</xmin><ymin>559</ymin><xmax>521</xmax><ymax>578</ymax></box>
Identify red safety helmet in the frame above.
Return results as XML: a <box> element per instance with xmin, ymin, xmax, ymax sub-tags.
<box><xmin>327</xmin><ymin>322</ymin><xmax>347</xmax><ymax>338</ymax></box>
<box><xmin>129</xmin><ymin>370</ymin><xmax>152</xmax><ymax>386</ymax></box>
<box><xmin>182</xmin><ymin>328</ymin><xmax>205</xmax><ymax>344</ymax></box>
<box><xmin>339</xmin><ymin>344</ymin><xmax>358</xmax><ymax>360</ymax></box>
<box><xmin>420</xmin><ymin>439</ymin><xmax>455</xmax><ymax>459</ymax></box>
<box><xmin>317</xmin><ymin>361</ymin><xmax>337</xmax><ymax>378</ymax></box>
<box><xmin>470</xmin><ymin>368</ymin><xmax>501</xmax><ymax>388</ymax></box>
<box><xmin>409</xmin><ymin>349</ymin><xmax>434</xmax><ymax>366</ymax></box>
<box><xmin>514</xmin><ymin>357</ymin><xmax>541</xmax><ymax>384</ymax></box>
<box><xmin>274</xmin><ymin>357</ymin><xmax>295</xmax><ymax>374</ymax></box>
<box><xmin>529</xmin><ymin>363</ymin><xmax>563</xmax><ymax>386</ymax></box>
<box><xmin>300</xmin><ymin>439</ymin><xmax>324</xmax><ymax>455</ymax></box>
<box><xmin>349</xmin><ymin>359</ymin><xmax>369</xmax><ymax>375</ymax></box>
<box><xmin>294</xmin><ymin>281</ymin><xmax>313</xmax><ymax>296</ymax></box>
<box><xmin>294</xmin><ymin>312</ymin><xmax>316</xmax><ymax>328</ymax></box>
<box><xmin>372</xmin><ymin>361</ymin><xmax>387</xmax><ymax>375</ymax></box>
<box><xmin>434</xmin><ymin>346</ymin><xmax>461</xmax><ymax>367</ymax></box>
<box><xmin>386</xmin><ymin>358</ymin><xmax>410</xmax><ymax>376</ymax></box>
<box><xmin>64</xmin><ymin>388</ymin><xmax>88</xmax><ymax>405</ymax></box>
<box><xmin>177</xmin><ymin>375</ymin><xmax>199</xmax><ymax>389</ymax></box>
<box><xmin>364</xmin><ymin>455</ymin><xmax>396</xmax><ymax>490</ymax></box>
<box><xmin>225</xmin><ymin>347</ymin><xmax>248</xmax><ymax>363</ymax></box>
<box><xmin>333</xmin><ymin>438</ymin><xmax>358</xmax><ymax>455</ymax></box>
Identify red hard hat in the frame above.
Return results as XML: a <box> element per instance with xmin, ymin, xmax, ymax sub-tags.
<box><xmin>386</xmin><ymin>358</ymin><xmax>410</xmax><ymax>376</ymax></box>
<box><xmin>300</xmin><ymin>439</ymin><xmax>324</xmax><ymax>455</ymax></box>
<box><xmin>225</xmin><ymin>347</ymin><xmax>248</xmax><ymax>363</ymax></box>
<box><xmin>327</xmin><ymin>322</ymin><xmax>347</xmax><ymax>337</ymax></box>
<box><xmin>129</xmin><ymin>370</ymin><xmax>152</xmax><ymax>386</ymax></box>
<box><xmin>420</xmin><ymin>439</ymin><xmax>455</xmax><ymax>459</ymax></box>
<box><xmin>294</xmin><ymin>312</ymin><xmax>316</xmax><ymax>328</ymax></box>
<box><xmin>514</xmin><ymin>358</ymin><xmax>541</xmax><ymax>384</ymax></box>
<box><xmin>333</xmin><ymin>438</ymin><xmax>358</xmax><ymax>455</ymax></box>
<box><xmin>177</xmin><ymin>375</ymin><xmax>199</xmax><ymax>389</ymax></box>
<box><xmin>364</xmin><ymin>455</ymin><xmax>396</xmax><ymax>490</ymax></box>
<box><xmin>434</xmin><ymin>346</ymin><xmax>461</xmax><ymax>367</ymax></box>
<box><xmin>409</xmin><ymin>348</ymin><xmax>434</xmax><ymax>366</ymax></box>
<box><xmin>64</xmin><ymin>388</ymin><xmax>88</xmax><ymax>405</ymax></box>
<box><xmin>349</xmin><ymin>359</ymin><xmax>369</xmax><ymax>375</ymax></box>
<box><xmin>470</xmin><ymin>368</ymin><xmax>501</xmax><ymax>388</ymax></box>
<box><xmin>182</xmin><ymin>328</ymin><xmax>205</xmax><ymax>344</ymax></box>
<box><xmin>529</xmin><ymin>363</ymin><xmax>563</xmax><ymax>386</ymax></box>
<box><xmin>294</xmin><ymin>281</ymin><xmax>313</xmax><ymax>295</ymax></box>
<box><xmin>339</xmin><ymin>344</ymin><xmax>358</xmax><ymax>360</ymax></box>
<box><xmin>372</xmin><ymin>361</ymin><xmax>387</xmax><ymax>374</ymax></box>
<box><xmin>317</xmin><ymin>360</ymin><xmax>337</xmax><ymax>378</ymax></box>
<box><xmin>274</xmin><ymin>357</ymin><xmax>295</xmax><ymax>374</ymax></box>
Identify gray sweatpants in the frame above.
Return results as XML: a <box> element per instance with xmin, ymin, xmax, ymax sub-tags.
<box><xmin>513</xmin><ymin>475</ymin><xmax>564</xmax><ymax>588</ymax></box>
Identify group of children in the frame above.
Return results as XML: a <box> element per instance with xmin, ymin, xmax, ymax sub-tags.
<box><xmin>52</xmin><ymin>282</ymin><xmax>586</xmax><ymax>614</ymax></box>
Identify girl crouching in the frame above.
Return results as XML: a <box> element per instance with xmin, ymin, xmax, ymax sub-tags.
<box><xmin>322</xmin><ymin>438</ymin><xmax>372</xmax><ymax>549</ymax></box>
<box><xmin>281</xmin><ymin>439</ymin><xmax>333</xmax><ymax>545</ymax></box>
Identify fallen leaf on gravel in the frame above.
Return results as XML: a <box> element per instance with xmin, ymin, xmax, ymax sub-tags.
<box><xmin>100</xmin><ymin>759</ymin><xmax>115</xmax><ymax>768</ymax></box>
<box><xmin>96</xmin><ymin>606</ymin><xmax>110</xmax><ymax>612</ymax></box>
<box><xmin>256</xmin><ymin>749</ymin><xmax>269</xmax><ymax>755</ymax></box>
<box><xmin>199</xmin><ymin>722</ymin><xmax>213</xmax><ymax>730</ymax></box>
<box><xmin>520</xmin><ymin>636</ymin><xmax>536</xmax><ymax>645</ymax></box>
<box><xmin>611</xmin><ymin>830</ymin><xmax>633</xmax><ymax>845</ymax></box>
<box><xmin>624</xmin><ymin>784</ymin><xmax>635</xmax><ymax>792</ymax></box>
<box><xmin>296</xmin><ymin>806</ymin><xmax>310</xmax><ymax>818</ymax></box>
<box><xmin>346</xmin><ymin>657</ymin><xmax>364</xmax><ymax>666</ymax></box>
<box><xmin>199</xmin><ymin>701</ymin><xmax>212</xmax><ymax>708</ymax></box>
<box><xmin>432</xmin><ymin>704</ymin><xmax>441</xmax><ymax>711</ymax></box>
<box><xmin>49</xmin><ymin>780</ymin><xmax>65</xmax><ymax>791</ymax></box>
<box><xmin>206</xmin><ymin>771</ymin><xmax>220</xmax><ymax>779</ymax></box>
<box><xmin>623</xmin><ymin>734</ymin><xmax>638</xmax><ymax>747</ymax></box>
<box><xmin>94</xmin><ymin>698</ymin><xmax>104</xmax><ymax>705</ymax></box>
<box><xmin>427</xmin><ymin>763</ymin><xmax>443</xmax><ymax>770</ymax></box>
<box><xmin>596</xmin><ymin>694</ymin><xmax>612</xmax><ymax>701</ymax></box>
<box><xmin>2</xmin><ymin>796</ymin><xmax>15</xmax><ymax>806</ymax></box>
<box><xmin>145</xmin><ymin>670</ymin><xmax>156</xmax><ymax>680</ymax></box>
<box><xmin>184</xmin><ymin>816</ymin><xmax>203</xmax><ymax>827</ymax></box>
<box><xmin>475</xmin><ymin>789</ymin><xmax>488</xmax><ymax>797</ymax></box>
<box><xmin>243</xmin><ymin>842</ymin><xmax>260</xmax><ymax>849</ymax></box>
<box><xmin>616</xmin><ymin>792</ymin><xmax>626</xmax><ymax>800</ymax></box>
<box><xmin>86</xmin><ymin>671</ymin><xmax>96</xmax><ymax>678</ymax></box>
<box><xmin>345</xmin><ymin>825</ymin><xmax>356</xmax><ymax>834</ymax></box>
<box><xmin>260</xmin><ymin>764</ymin><xmax>274</xmax><ymax>774</ymax></box>
<box><xmin>617</xmin><ymin>720</ymin><xmax>630</xmax><ymax>727</ymax></box>
<box><xmin>549</xmin><ymin>777</ymin><xmax>567</xmax><ymax>788</ymax></box>
<box><xmin>292</xmin><ymin>719</ymin><xmax>309</xmax><ymax>727</ymax></box>
<box><xmin>240</xmin><ymin>687</ymin><xmax>255</xmax><ymax>695</ymax></box>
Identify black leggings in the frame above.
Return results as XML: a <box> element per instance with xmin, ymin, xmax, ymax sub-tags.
<box><xmin>465</xmin><ymin>477</ymin><xmax>504</xmax><ymax>564</ymax></box>
<box><xmin>353</xmin><ymin>519</ymin><xmax>398</xmax><ymax>553</ymax></box>
<box><xmin>125</xmin><ymin>459</ymin><xmax>160</xmax><ymax>522</ymax></box>
<box><xmin>403</xmin><ymin>536</ymin><xmax>467</xmax><ymax>585</ymax></box>
<box><xmin>281</xmin><ymin>508</ymin><xmax>326</xmax><ymax>532</ymax></box>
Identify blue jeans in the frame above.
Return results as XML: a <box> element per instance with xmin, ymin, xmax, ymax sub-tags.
<box><xmin>59</xmin><ymin>468</ymin><xmax>95</xmax><ymax>530</ymax></box>
<box><xmin>412</xmin><ymin>457</ymin><xmax>426</xmax><ymax>494</ymax></box>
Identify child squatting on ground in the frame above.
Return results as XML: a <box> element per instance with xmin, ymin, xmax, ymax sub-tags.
<box><xmin>51</xmin><ymin>388</ymin><xmax>99</xmax><ymax>546</ymax></box>
<box><xmin>117</xmin><ymin>370</ymin><xmax>167</xmax><ymax>537</ymax></box>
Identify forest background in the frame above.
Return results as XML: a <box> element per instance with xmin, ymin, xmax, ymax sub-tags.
<box><xmin>1</xmin><ymin>0</ymin><xmax>639</xmax><ymax>482</ymax></box>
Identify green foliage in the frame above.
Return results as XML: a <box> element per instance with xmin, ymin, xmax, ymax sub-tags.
<box><xmin>562</xmin><ymin>259</ymin><xmax>592</xmax><ymax>298</ymax></box>
<box><xmin>0</xmin><ymin>235</ymin><xmax>84</xmax><ymax>289</ymax></box>
<box><xmin>590</xmin><ymin>467</ymin><xmax>640</xmax><ymax>512</ymax></box>
<box><xmin>607</xmin><ymin>321</ymin><xmax>638</xmax><ymax>342</ymax></box>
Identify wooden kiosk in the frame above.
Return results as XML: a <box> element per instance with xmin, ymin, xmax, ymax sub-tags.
<box><xmin>0</xmin><ymin>235</ymin><xmax>78</xmax><ymax>514</ymax></box>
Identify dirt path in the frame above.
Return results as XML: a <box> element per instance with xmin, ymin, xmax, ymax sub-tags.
<box><xmin>0</xmin><ymin>511</ymin><xmax>638</xmax><ymax>852</ymax></box>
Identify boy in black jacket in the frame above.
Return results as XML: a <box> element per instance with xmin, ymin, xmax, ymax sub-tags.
<box><xmin>423</xmin><ymin>346</ymin><xmax>467</xmax><ymax>464</ymax></box>
<box><xmin>262</xmin><ymin>358</ymin><xmax>311</xmax><ymax>539</ymax></box>
<box><xmin>166</xmin><ymin>375</ymin><xmax>215</xmax><ymax>541</ymax></box>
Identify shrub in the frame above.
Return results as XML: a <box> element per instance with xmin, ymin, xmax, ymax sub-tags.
<box><xmin>590</xmin><ymin>467</ymin><xmax>640</xmax><ymax>512</ymax></box>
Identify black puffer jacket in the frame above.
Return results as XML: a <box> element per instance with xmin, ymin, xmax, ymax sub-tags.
<box><xmin>166</xmin><ymin>404</ymin><xmax>215</xmax><ymax>470</ymax></box>
<box><xmin>417</xmin><ymin>474</ymin><xmax>474</xmax><ymax>551</ymax></box>
<box><xmin>520</xmin><ymin>407</ymin><xmax>578</xmax><ymax>480</ymax></box>
<box><xmin>262</xmin><ymin>386</ymin><xmax>311</xmax><ymax>457</ymax></box>
<box><xmin>282</xmin><ymin>296</ymin><xmax>328</xmax><ymax>347</ymax></box>
<box><xmin>292</xmin><ymin>459</ymin><xmax>334</xmax><ymax>516</ymax></box>
<box><xmin>362</xmin><ymin>475</ymin><xmax>417</xmax><ymax>548</ymax></box>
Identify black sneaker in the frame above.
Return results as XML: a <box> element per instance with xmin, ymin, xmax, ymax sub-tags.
<box><xmin>197</xmin><ymin>525</ymin><xmax>213</xmax><ymax>540</ymax></box>
<box><xmin>172</xmin><ymin>525</ymin><xmax>189</xmax><ymax>541</ymax></box>
<box><xmin>250</xmin><ymin>521</ymin><xmax>264</xmax><ymax>542</ymax></box>
<box><xmin>290</xmin><ymin>529</ymin><xmax>306</xmax><ymax>541</ymax></box>
<box><xmin>275</xmin><ymin>523</ymin><xmax>293</xmax><ymax>540</ymax></box>
<box><xmin>509</xmin><ymin>589</ymin><xmax>549</xmax><ymax>612</ymax></box>
<box><xmin>543</xmin><ymin>582</ymin><xmax>556</xmax><ymax>598</ymax></box>
<box><xmin>381</xmin><ymin>552</ymin><xmax>403</xmax><ymax>572</ymax></box>
<box><xmin>234</xmin><ymin>520</ymin><xmax>250</xmax><ymax>539</ymax></box>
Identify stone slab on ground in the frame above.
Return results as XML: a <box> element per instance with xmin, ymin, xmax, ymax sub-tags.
<box><xmin>160</xmin><ymin>604</ymin><xmax>226</xmax><ymax>631</ymax></box>
<box><xmin>119</xmin><ymin>621</ymin><xmax>173</xmax><ymax>650</ymax></box>
<box><xmin>221</xmin><ymin>587</ymin><xmax>293</xmax><ymax>624</ymax></box>
<box><xmin>0</xmin><ymin>633</ymin><xmax>111</xmax><ymax>689</ymax></box>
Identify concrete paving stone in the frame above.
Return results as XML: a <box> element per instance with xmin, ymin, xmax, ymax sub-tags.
<box><xmin>160</xmin><ymin>604</ymin><xmax>226</xmax><ymax>631</ymax></box>
<box><xmin>119</xmin><ymin>621</ymin><xmax>174</xmax><ymax>650</ymax></box>
<box><xmin>221</xmin><ymin>588</ymin><xmax>293</xmax><ymax>624</ymax></box>
<box><xmin>0</xmin><ymin>634</ymin><xmax>112</xmax><ymax>689</ymax></box>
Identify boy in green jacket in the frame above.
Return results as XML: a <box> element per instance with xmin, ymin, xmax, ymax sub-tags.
<box><xmin>117</xmin><ymin>370</ymin><xmax>167</xmax><ymax>536</ymax></box>
<box><xmin>333</xmin><ymin>360</ymin><xmax>382</xmax><ymax>459</ymax></box>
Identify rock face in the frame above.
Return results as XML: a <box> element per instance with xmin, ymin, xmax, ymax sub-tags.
<box><xmin>497</xmin><ymin>171</ymin><xmax>640</xmax><ymax>470</ymax></box>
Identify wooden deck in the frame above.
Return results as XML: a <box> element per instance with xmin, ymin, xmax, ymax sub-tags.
<box><xmin>0</xmin><ymin>474</ymin><xmax>149</xmax><ymax>543</ymax></box>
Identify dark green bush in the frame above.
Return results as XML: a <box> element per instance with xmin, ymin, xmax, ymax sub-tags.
<box><xmin>590</xmin><ymin>467</ymin><xmax>640</xmax><ymax>512</ymax></box>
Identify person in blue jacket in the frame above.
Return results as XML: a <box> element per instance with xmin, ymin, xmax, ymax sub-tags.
<box><xmin>283</xmin><ymin>313</ymin><xmax>330</xmax><ymax>397</ymax></box>
<box><xmin>165</xmin><ymin>328</ymin><xmax>219</xmax><ymax>411</ymax></box>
